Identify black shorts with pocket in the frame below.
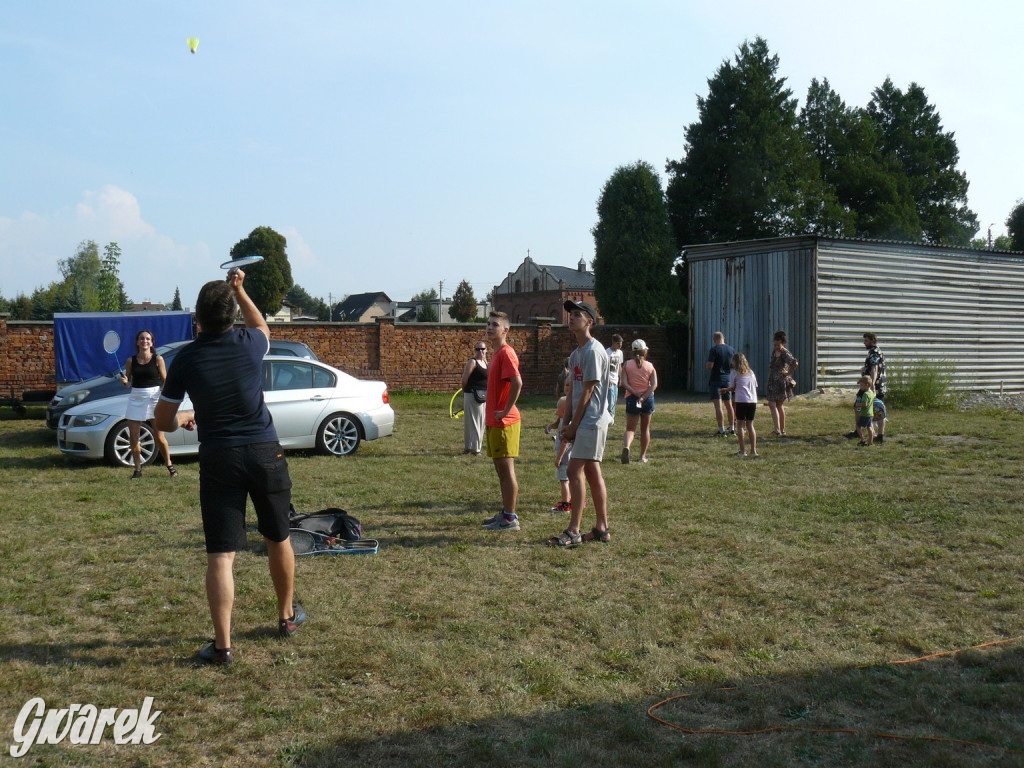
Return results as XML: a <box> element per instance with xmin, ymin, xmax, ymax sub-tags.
<box><xmin>199</xmin><ymin>441</ymin><xmax>293</xmax><ymax>553</ymax></box>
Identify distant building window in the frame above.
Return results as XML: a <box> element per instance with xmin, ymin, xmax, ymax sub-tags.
<box><xmin>515</xmin><ymin>279</ymin><xmax>522</xmax><ymax>293</ymax></box>
<box><xmin>533</xmin><ymin>278</ymin><xmax>540</xmax><ymax>292</ymax></box>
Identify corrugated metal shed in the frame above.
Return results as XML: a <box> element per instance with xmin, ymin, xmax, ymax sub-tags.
<box><xmin>686</xmin><ymin>236</ymin><xmax>1024</xmax><ymax>394</ymax></box>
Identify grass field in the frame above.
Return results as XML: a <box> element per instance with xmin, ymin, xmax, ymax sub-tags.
<box><xmin>1</xmin><ymin>392</ymin><xmax>1022</xmax><ymax>767</ymax></box>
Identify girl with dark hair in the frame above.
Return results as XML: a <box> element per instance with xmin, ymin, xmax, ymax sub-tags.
<box><xmin>120</xmin><ymin>329</ymin><xmax>177</xmax><ymax>478</ymax></box>
<box><xmin>765</xmin><ymin>330</ymin><xmax>798</xmax><ymax>436</ymax></box>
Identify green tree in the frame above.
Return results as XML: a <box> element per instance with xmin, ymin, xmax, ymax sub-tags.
<box><xmin>30</xmin><ymin>283</ymin><xmax>60</xmax><ymax>319</ymax></box>
<box><xmin>448</xmin><ymin>280</ymin><xmax>477</xmax><ymax>322</ymax></box>
<box><xmin>11</xmin><ymin>293</ymin><xmax>33</xmax><ymax>319</ymax></box>
<box><xmin>170</xmin><ymin>287</ymin><xmax>183</xmax><ymax>311</ymax></box>
<box><xmin>665</xmin><ymin>37</ymin><xmax>825</xmax><ymax>246</ymax></box>
<box><xmin>970</xmin><ymin>235</ymin><xmax>1013</xmax><ymax>249</ymax></box>
<box><xmin>56</xmin><ymin>240</ymin><xmax>103</xmax><ymax>312</ymax></box>
<box><xmin>98</xmin><ymin>242</ymin><xmax>130</xmax><ymax>311</ymax></box>
<box><xmin>592</xmin><ymin>160</ymin><xmax>680</xmax><ymax>324</ymax></box>
<box><xmin>866</xmin><ymin>79</ymin><xmax>978</xmax><ymax>245</ymax></box>
<box><xmin>286</xmin><ymin>284</ymin><xmax>331</xmax><ymax>320</ymax></box>
<box><xmin>228</xmin><ymin>226</ymin><xmax>292</xmax><ymax>317</ymax></box>
<box><xmin>412</xmin><ymin>288</ymin><xmax>438</xmax><ymax>322</ymax></box>
<box><xmin>1007</xmin><ymin>200</ymin><xmax>1024</xmax><ymax>252</ymax></box>
<box><xmin>800</xmin><ymin>79</ymin><xmax>920</xmax><ymax>240</ymax></box>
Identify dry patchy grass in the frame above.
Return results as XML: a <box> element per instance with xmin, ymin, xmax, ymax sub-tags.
<box><xmin>0</xmin><ymin>395</ymin><xmax>1022</xmax><ymax>767</ymax></box>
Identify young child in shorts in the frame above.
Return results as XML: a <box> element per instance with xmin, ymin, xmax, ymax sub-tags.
<box><xmin>721</xmin><ymin>353</ymin><xmax>759</xmax><ymax>457</ymax></box>
<box><xmin>854</xmin><ymin>376</ymin><xmax>875</xmax><ymax>446</ymax></box>
<box><xmin>872</xmin><ymin>395</ymin><xmax>888</xmax><ymax>443</ymax></box>
<box><xmin>545</xmin><ymin>381</ymin><xmax>573</xmax><ymax>512</ymax></box>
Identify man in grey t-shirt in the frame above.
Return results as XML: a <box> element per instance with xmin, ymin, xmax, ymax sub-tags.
<box><xmin>548</xmin><ymin>300</ymin><xmax>611</xmax><ymax>548</ymax></box>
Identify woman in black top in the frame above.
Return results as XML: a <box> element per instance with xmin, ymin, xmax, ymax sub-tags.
<box><xmin>120</xmin><ymin>330</ymin><xmax>177</xmax><ymax>478</ymax></box>
<box><xmin>460</xmin><ymin>341</ymin><xmax>488</xmax><ymax>455</ymax></box>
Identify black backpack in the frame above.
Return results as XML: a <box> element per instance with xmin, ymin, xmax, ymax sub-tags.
<box><xmin>289</xmin><ymin>506</ymin><xmax>362</xmax><ymax>542</ymax></box>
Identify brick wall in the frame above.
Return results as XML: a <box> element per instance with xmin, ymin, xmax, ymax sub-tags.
<box><xmin>0</xmin><ymin>315</ymin><xmax>678</xmax><ymax>396</ymax></box>
<box><xmin>0</xmin><ymin>319</ymin><xmax>57</xmax><ymax>397</ymax></box>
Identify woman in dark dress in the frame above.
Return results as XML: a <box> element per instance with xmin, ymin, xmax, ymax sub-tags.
<box><xmin>765</xmin><ymin>330</ymin><xmax>798</xmax><ymax>436</ymax></box>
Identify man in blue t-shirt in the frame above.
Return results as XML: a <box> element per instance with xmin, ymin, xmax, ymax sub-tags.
<box><xmin>155</xmin><ymin>269</ymin><xmax>304</xmax><ymax>665</ymax></box>
<box><xmin>706</xmin><ymin>331</ymin><xmax>736</xmax><ymax>436</ymax></box>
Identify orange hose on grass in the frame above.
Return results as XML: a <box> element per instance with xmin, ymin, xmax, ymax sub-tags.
<box><xmin>647</xmin><ymin>636</ymin><xmax>1024</xmax><ymax>754</ymax></box>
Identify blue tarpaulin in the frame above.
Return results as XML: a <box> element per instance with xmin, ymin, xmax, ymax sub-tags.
<box><xmin>54</xmin><ymin>312</ymin><xmax>194</xmax><ymax>382</ymax></box>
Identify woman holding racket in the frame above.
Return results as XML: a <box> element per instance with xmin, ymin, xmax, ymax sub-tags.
<box><xmin>120</xmin><ymin>330</ymin><xmax>177</xmax><ymax>479</ymax></box>
<box><xmin>460</xmin><ymin>340</ymin><xmax>488</xmax><ymax>455</ymax></box>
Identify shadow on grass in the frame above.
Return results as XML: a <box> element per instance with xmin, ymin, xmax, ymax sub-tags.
<box><xmin>3</xmin><ymin>456</ymin><xmax>75</xmax><ymax>471</ymax></box>
<box><xmin>0</xmin><ymin>637</ymin><xmax>180</xmax><ymax>668</ymax></box>
<box><xmin>290</xmin><ymin>644</ymin><xmax>1024</xmax><ymax>768</ymax></box>
<box><xmin>0</xmin><ymin>425</ymin><xmax>58</xmax><ymax>449</ymax></box>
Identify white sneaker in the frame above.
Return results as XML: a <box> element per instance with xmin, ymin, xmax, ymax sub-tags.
<box><xmin>484</xmin><ymin>515</ymin><xmax>520</xmax><ymax>531</ymax></box>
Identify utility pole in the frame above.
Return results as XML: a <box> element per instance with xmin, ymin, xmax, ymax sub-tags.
<box><xmin>438</xmin><ymin>280</ymin><xmax>444</xmax><ymax>324</ymax></box>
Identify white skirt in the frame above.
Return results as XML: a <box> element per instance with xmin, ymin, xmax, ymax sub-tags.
<box><xmin>126</xmin><ymin>386</ymin><xmax>161</xmax><ymax>421</ymax></box>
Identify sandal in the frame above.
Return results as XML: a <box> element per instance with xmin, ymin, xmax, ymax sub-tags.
<box><xmin>547</xmin><ymin>529</ymin><xmax>583</xmax><ymax>548</ymax></box>
<box><xmin>167</xmin><ymin>465</ymin><xmax>179</xmax><ymax>478</ymax></box>
<box><xmin>583</xmin><ymin>527</ymin><xmax>611</xmax><ymax>543</ymax></box>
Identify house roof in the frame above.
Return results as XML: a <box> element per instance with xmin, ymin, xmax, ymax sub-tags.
<box><xmin>539</xmin><ymin>262</ymin><xmax>594</xmax><ymax>290</ymax></box>
<box><xmin>682</xmin><ymin>235</ymin><xmax>1023</xmax><ymax>262</ymax></box>
<box><xmin>333</xmin><ymin>292</ymin><xmax>392</xmax><ymax>321</ymax></box>
<box><xmin>496</xmin><ymin>256</ymin><xmax>595</xmax><ymax>293</ymax></box>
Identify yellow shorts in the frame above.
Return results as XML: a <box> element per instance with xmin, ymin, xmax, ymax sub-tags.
<box><xmin>484</xmin><ymin>422</ymin><xmax>521</xmax><ymax>459</ymax></box>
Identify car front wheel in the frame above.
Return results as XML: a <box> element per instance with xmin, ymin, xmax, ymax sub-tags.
<box><xmin>104</xmin><ymin>420</ymin><xmax>156</xmax><ymax>467</ymax></box>
<box><xmin>317</xmin><ymin>413</ymin><xmax>361</xmax><ymax>456</ymax></box>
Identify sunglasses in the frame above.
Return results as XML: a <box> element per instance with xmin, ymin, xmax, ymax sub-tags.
<box><xmin>475</xmin><ymin>347</ymin><xmax>486</xmax><ymax>352</ymax></box>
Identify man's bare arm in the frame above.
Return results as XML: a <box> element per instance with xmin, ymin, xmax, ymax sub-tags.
<box><xmin>230</xmin><ymin>269</ymin><xmax>270</xmax><ymax>340</ymax></box>
<box><xmin>154</xmin><ymin>399</ymin><xmax>195</xmax><ymax>433</ymax></box>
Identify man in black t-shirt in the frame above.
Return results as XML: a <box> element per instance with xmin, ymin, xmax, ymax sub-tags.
<box><xmin>156</xmin><ymin>269</ymin><xmax>304</xmax><ymax>665</ymax></box>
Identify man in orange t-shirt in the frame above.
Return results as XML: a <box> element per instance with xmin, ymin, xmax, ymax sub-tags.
<box><xmin>481</xmin><ymin>311</ymin><xmax>523</xmax><ymax>532</ymax></box>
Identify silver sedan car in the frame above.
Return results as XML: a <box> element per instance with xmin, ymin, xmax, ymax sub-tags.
<box><xmin>57</xmin><ymin>356</ymin><xmax>394</xmax><ymax>466</ymax></box>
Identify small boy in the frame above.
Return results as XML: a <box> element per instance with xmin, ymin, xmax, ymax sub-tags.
<box><xmin>872</xmin><ymin>396</ymin><xmax>888</xmax><ymax>444</ymax></box>
<box><xmin>545</xmin><ymin>381</ymin><xmax>573</xmax><ymax>512</ymax></box>
<box><xmin>854</xmin><ymin>376</ymin><xmax>875</xmax><ymax>446</ymax></box>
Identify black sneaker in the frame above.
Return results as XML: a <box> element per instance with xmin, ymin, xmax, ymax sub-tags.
<box><xmin>198</xmin><ymin>640</ymin><xmax>234</xmax><ymax>665</ymax></box>
<box><xmin>844</xmin><ymin>431</ymin><xmax>858</xmax><ymax>439</ymax></box>
<box><xmin>279</xmin><ymin>603</ymin><xmax>307</xmax><ymax>637</ymax></box>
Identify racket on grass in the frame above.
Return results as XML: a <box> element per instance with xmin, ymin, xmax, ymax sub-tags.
<box><xmin>290</xmin><ymin>529</ymin><xmax>320</xmax><ymax>556</ymax></box>
<box><xmin>289</xmin><ymin>528</ymin><xmax>379</xmax><ymax>556</ymax></box>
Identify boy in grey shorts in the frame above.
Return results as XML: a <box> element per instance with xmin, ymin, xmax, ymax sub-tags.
<box><xmin>548</xmin><ymin>300</ymin><xmax>611</xmax><ymax>547</ymax></box>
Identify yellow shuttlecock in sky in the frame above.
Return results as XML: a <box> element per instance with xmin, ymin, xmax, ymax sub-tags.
<box><xmin>187</xmin><ymin>37</ymin><xmax>199</xmax><ymax>54</ymax></box>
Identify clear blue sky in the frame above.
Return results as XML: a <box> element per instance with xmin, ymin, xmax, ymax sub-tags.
<box><xmin>1</xmin><ymin>1</ymin><xmax>1020</xmax><ymax>309</ymax></box>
